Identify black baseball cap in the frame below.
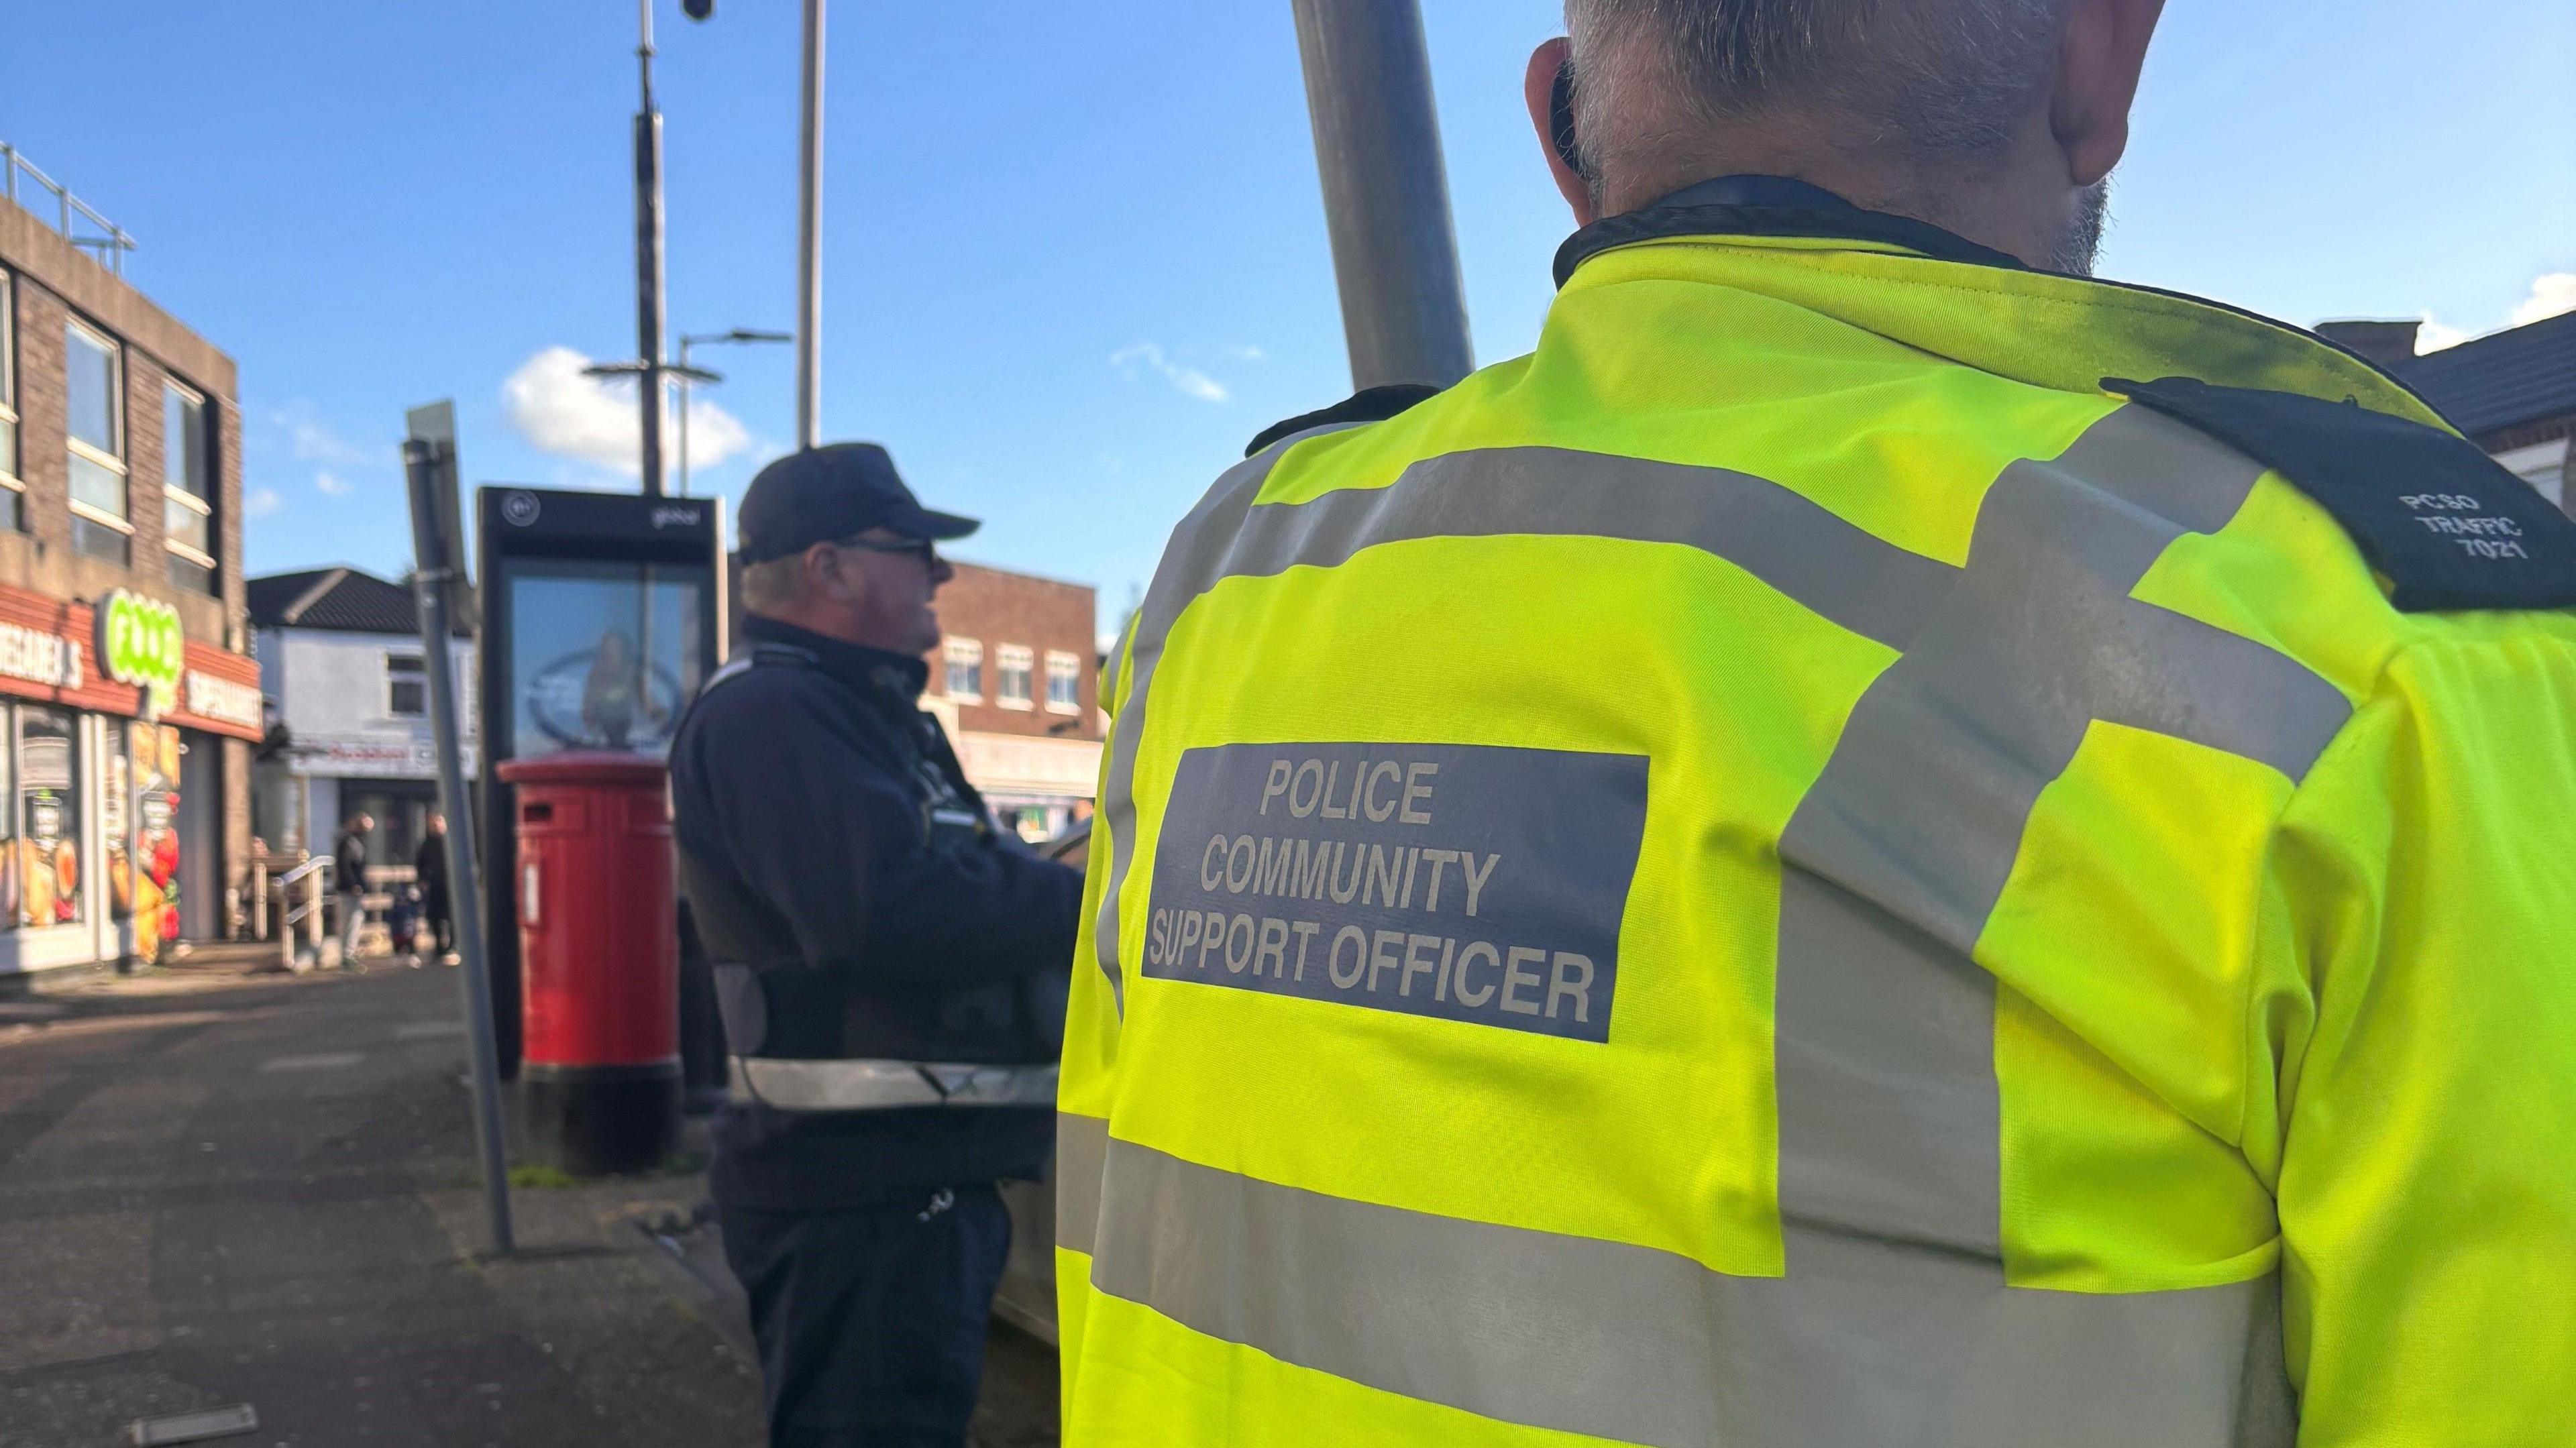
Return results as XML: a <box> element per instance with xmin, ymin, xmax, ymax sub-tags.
<box><xmin>735</xmin><ymin>443</ymin><xmax>979</xmax><ymax>563</ymax></box>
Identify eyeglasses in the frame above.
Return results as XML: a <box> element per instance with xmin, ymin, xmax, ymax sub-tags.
<box><xmin>830</xmin><ymin>535</ymin><xmax>941</xmax><ymax>567</ymax></box>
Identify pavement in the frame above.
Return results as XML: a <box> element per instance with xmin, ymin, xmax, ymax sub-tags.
<box><xmin>0</xmin><ymin>949</ymin><xmax>1059</xmax><ymax>1447</ymax></box>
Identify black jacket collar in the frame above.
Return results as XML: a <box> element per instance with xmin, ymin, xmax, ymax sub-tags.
<box><xmin>1554</xmin><ymin>174</ymin><xmax>2027</xmax><ymax>288</ymax></box>
<box><xmin>741</xmin><ymin>616</ymin><xmax>930</xmax><ymax>703</ymax></box>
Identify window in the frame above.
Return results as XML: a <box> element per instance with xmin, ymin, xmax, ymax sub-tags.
<box><xmin>996</xmin><ymin>644</ymin><xmax>1034</xmax><ymax>710</ymax></box>
<box><xmin>1045</xmin><ymin>651</ymin><xmax>1082</xmax><ymax>714</ymax></box>
<box><xmin>0</xmin><ymin>271</ymin><xmax>19</xmax><ymax>532</ymax></box>
<box><xmin>14</xmin><ymin>706</ymin><xmax>83</xmax><ymax>928</ymax></box>
<box><xmin>164</xmin><ymin>381</ymin><xmax>216</xmax><ymax>594</ymax></box>
<box><xmin>943</xmin><ymin>638</ymin><xmax>983</xmax><ymax>701</ymax></box>
<box><xmin>64</xmin><ymin>319</ymin><xmax>129</xmax><ymax>564</ymax></box>
<box><xmin>387</xmin><ymin>654</ymin><xmax>427</xmax><ymax>717</ymax></box>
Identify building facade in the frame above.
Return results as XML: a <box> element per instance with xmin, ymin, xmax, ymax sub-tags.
<box><xmin>924</xmin><ymin>561</ymin><xmax>1102</xmax><ymax>841</ymax></box>
<box><xmin>248</xmin><ymin>567</ymin><xmax>477</xmax><ymax>877</ymax></box>
<box><xmin>0</xmin><ymin>176</ymin><xmax>262</xmax><ymax>974</ymax></box>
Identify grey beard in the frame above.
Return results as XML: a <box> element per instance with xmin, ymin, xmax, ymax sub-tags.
<box><xmin>2048</xmin><ymin>178</ymin><xmax>2112</xmax><ymax>276</ymax></box>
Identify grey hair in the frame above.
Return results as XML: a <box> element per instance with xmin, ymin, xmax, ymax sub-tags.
<box><xmin>737</xmin><ymin>555</ymin><xmax>809</xmax><ymax>614</ymax></box>
<box><xmin>1566</xmin><ymin>0</ymin><xmax>2065</xmax><ymax>172</ymax></box>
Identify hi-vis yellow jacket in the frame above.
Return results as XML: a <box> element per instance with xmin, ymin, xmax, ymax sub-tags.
<box><xmin>1055</xmin><ymin>199</ymin><xmax>2576</xmax><ymax>1447</ymax></box>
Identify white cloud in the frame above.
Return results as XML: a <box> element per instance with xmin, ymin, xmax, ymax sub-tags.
<box><xmin>2510</xmin><ymin>273</ymin><xmax>2576</xmax><ymax>329</ymax></box>
<box><xmin>2418</xmin><ymin>272</ymin><xmax>2576</xmax><ymax>354</ymax></box>
<box><xmin>315</xmin><ymin>471</ymin><xmax>355</xmax><ymax>497</ymax></box>
<box><xmin>270</xmin><ymin>402</ymin><xmax>381</xmax><ymax>469</ymax></box>
<box><xmin>1227</xmin><ymin>345</ymin><xmax>1269</xmax><ymax>364</ymax></box>
<box><xmin>2416</xmin><ymin>315</ymin><xmax>2473</xmax><ymax>355</ymax></box>
<box><xmin>500</xmin><ymin>345</ymin><xmax>758</xmax><ymax>477</ymax></box>
<box><xmin>1112</xmin><ymin>343</ymin><xmax>1230</xmax><ymax>404</ymax></box>
<box><xmin>244</xmin><ymin>487</ymin><xmax>283</xmax><ymax>518</ymax></box>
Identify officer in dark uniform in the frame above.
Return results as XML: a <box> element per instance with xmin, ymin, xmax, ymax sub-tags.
<box><xmin>670</xmin><ymin>443</ymin><xmax>1083</xmax><ymax>1447</ymax></box>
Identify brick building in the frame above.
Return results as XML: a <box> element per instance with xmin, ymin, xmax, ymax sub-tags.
<box><xmin>0</xmin><ymin>159</ymin><xmax>262</xmax><ymax>976</ymax></box>
<box><xmin>923</xmin><ymin>561</ymin><xmax>1102</xmax><ymax>840</ymax></box>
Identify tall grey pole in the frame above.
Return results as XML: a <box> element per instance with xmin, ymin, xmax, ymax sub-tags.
<box><xmin>1289</xmin><ymin>0</ymin><xmax>1474</xmax><ymax>390</ymax></box>
<box><xmin>796</xmin><ymin>0</ymin><xmax>825</xmax><ymax>449</ymax></box>
<box><xmin>635</xmin><ymin>0</ymin><xmax>670</xmax><ymax>494</ymax></box>
<box><xmin>403</xmin><ymin>436</ymin><xmax>515</xmax><ymax>1258</ymax></box>
<box><xmin>676</xmin><ymin>335</ymin><xmax>694</xmax><ymax>498</ymax></box>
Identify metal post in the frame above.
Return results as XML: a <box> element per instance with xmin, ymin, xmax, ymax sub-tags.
<box><xmin>1288</xmin><ymin>0</ymin><xmax>1474</xmax><ymax>390</ymax></box>
<box><xmin>252</xmin><ymin>862</ymin><xmax>268</xmax><ymax>939</ymax></box>
<box><xmin>677</xmin><ymin>335</ymin><xmax>694</xmax><ymax>498</ymax></box>
<box><xmin>406</xmin><ymin>437</ymin><xmax>517</xmax><ymax>1256</ymax></box>
<box><xmin>305</xmin><ymin>870</ymin><xmax>324</xmax><ymax>956</ymax></box>
<box><xmin>796</xmin><ymin>0</ymin><xmax>826</xmax><ymax>449</ymax></box>
<box><xmin>635</xmin><ymin>0</ymin><xmax>670</xmax><ymax>496</ymax></box>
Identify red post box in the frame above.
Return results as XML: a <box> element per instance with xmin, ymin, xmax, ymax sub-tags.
<box><xmin>494</xmin><ymin>753</ymin><xmax>680</xmax><ymax>1175</ymax></box>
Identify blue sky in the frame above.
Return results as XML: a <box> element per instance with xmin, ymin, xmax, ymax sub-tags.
<box><xmin>4</xmin><ymin>1</ymin><xmax>2570</xmax><ymax>626</ymax></box>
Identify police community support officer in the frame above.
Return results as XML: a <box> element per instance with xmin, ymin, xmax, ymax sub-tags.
<box><xmin>1056</xmin><ymin>2</ymin><xmax>2576</xmax><ymax>1443</ymax></box>
<box><xmin>672</xmin><ymin>444</ymin><xmax>1081</xmax><ymax>1447</ymax></box>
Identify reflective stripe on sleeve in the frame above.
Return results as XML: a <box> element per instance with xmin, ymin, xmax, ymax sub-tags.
<box><xmin>730</xmin><ymin>1057</ymin><xmax>1057</xmax><ymax>1111</ymax></box>
<box><xmin>1057</xmin><ymin>1110</ymin><xmax>1110</xmax><ymax>1258</ymax></box>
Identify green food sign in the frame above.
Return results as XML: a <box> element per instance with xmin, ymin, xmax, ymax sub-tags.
<box><xmin>98</xmin><ymin>591</ymin><xmax>184</xmax><ymax>716</ymax></box>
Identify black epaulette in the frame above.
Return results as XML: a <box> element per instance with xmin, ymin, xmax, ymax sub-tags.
<box><xmin>1245</xmin><ymin>383</ymin><xmax>1444</xmax><ymax>459</ymax></box>
<box><xmin>2106</xmin><ymin>376</ymin><xmax>2576</xmax><ymax>612</ymax></box>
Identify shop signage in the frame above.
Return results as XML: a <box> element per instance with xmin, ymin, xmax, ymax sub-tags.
<box><xmin>290</xmin><ymin>733</ymin><xmax>480</xmax><ymax>780</ymax></box>
<box><xmin>97</xmin><ymin>592</ymin><xmax>184</xmax><ymax>716</ymax></box>
<box><xmin>0</xmin><ymin>620</ymin><xmax>81</xmax><ymax>690</ymax></box>
<box><xmin>184</xmin><ymin>670</ymin><xmax>264</xmax><ymax>732</ymax></box>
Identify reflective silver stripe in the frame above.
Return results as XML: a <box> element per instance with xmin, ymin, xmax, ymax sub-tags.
<box><xmin>1766</xmin><ymin>405</ymin><xmax>2324</xmax><ymax>1435</ymax></box>
<box><xmin>1095</xmin><ymin>440</ymin><xmax>1963</xmax><ymax>1014</ymax></box>
<box><xmin>1090</xmin><ymin>1133</ymin><xmax>2288</xmax><ymax>1447</ymax></box>
<box><xmin>730</xmin><ymin>1057</ymin><xmax>1057</xmax><ymax>1111</ymax></box>
<box><xmin>1776</xmin><ymin>407</ymin><xmax>2346</xmax><ymax>1264</ymax></box>
<box><xmin>1056</xmin><ymin>1111</ymin><xmax>1110</xmax><ymax>1256</ymax></box>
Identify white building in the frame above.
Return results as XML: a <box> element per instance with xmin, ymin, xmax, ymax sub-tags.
<box><xmin>248</xmin><ymin>567</ymin><xmax>475</xmax><ymax>875</ymax></box>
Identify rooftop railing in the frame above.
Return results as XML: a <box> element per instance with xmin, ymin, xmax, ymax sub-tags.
<box><xmin>1</xmin><ymin>141</ymin><xmax>136</xmax><ymax>278</ymax></box>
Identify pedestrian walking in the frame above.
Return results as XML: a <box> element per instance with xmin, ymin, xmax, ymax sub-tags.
<box><xmin>671</xmin><ymin>444</ymin><xmax>1083</xmax><ymax>1447</ymax></box>
<box><xmin>1054</xmin><ymin>1</ymin><xmax>2576</xmax><ymax>1442</ymax></box>
<box><xmin>415</xmin><ymin>812</ymin><xmax>455</xmax><ymax>961</ymax></box>
<box><xmin>333</xmin><ymin>812</ymin><xmax>371</xmax><ymax>967</ymax></box>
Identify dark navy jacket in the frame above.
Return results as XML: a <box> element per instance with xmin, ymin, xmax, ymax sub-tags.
<box><xmin>670</xmin><ymin>616</ymin><xmax>1082</xmax><ymax>1209</ymax></box>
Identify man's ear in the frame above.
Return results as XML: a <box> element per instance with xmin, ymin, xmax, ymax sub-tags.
<box><xmin>1524</xmin><ymin>38</ymin><xmax>1598</xmax><ymax>226</ymax></box>
<box><xmin>2051</xmin><ymin>0</ymin><xmax>2165</xmax><ymax>186</ymax></box>
<box><xmin>802</xmin><ymin>543</ymin><xmax>853</xmax><ymax>603</ymax></box>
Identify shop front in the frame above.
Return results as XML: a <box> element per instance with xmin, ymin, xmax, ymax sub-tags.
<box><xmin>0</xmin><ymin>585</ymin><xmax>261</xmax><ymax>974</ymax></box>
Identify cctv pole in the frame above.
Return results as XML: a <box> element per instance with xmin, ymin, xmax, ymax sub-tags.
<box><xmin>1289</xmin><ymin>0</ymin><xmax>1474</xmax><ymax>390</ymax></box>
<box><xmin>796</xmin><ymin>0</ymin><xmax>825</xmax><ymax>448</ymax></box>
<box><xmin>634</xmin><ymin>0</ymin><xmax>670</xmax><ymax>495</ymax></box>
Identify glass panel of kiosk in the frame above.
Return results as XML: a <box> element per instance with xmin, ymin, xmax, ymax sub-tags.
<box><xmin>478</xmin><ymin>488</ymin><xmax>724</xmax><ymax>1076</ymax></box>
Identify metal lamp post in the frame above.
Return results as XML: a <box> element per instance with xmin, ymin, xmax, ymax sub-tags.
<box><xmin>629</xmin><ymin>0</ymin><xmax>671</xmax><ymax>495</ymax></box>
<box><xmin>798</xmin><ymin>0</ymin><xmax>826</xmax><ymax>449</ymax></box>
<box><xmin>1288</xmin><ymin>0</ymin><xmax>1474</xmax><ymax>390</ymax></box>
<box><xmin>676</xmin><ymin>328</ymin><xmax>793</xmax><ymax>495</ymax></box>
